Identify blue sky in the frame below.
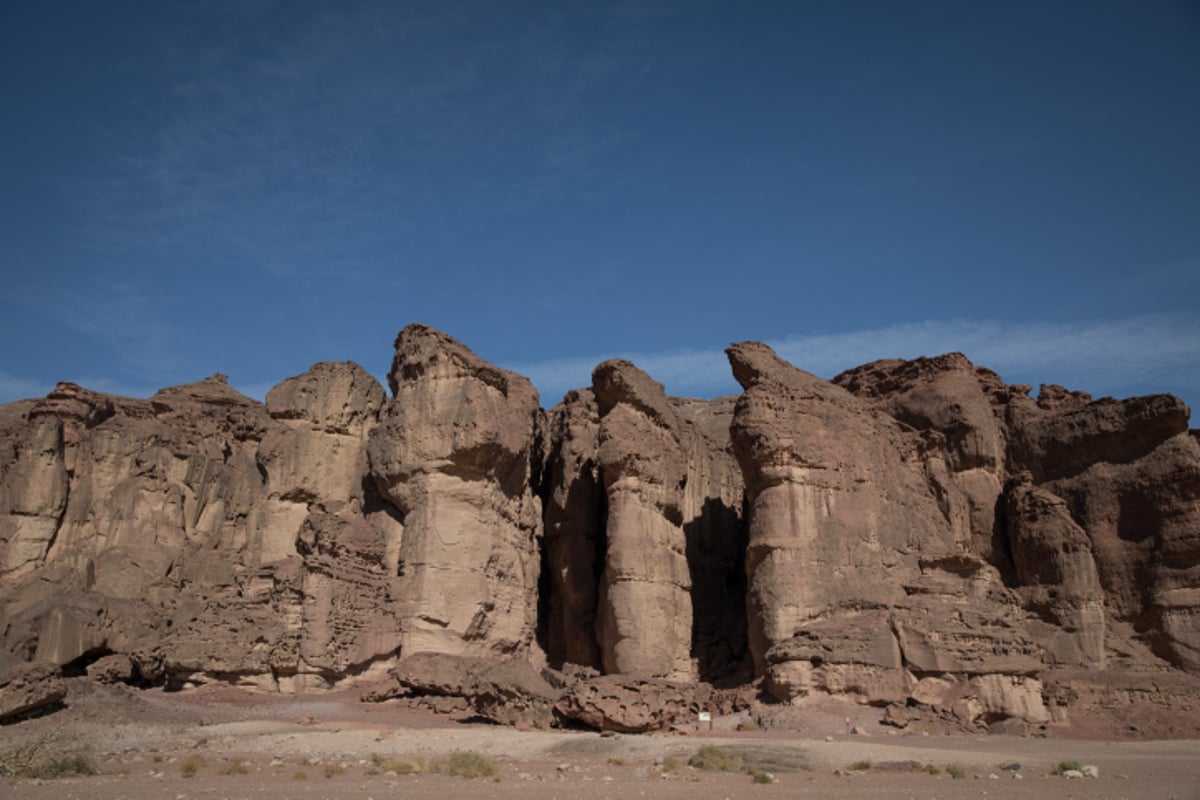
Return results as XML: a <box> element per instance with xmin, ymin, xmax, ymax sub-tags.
<box><xmin>2</xmin><ymin>1</ymin><xmax>1199</xmax><ymax>419</ymax></box>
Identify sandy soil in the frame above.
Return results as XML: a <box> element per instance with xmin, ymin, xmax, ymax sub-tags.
<box><xmin>2</xmin><ymin>679</ymin><xmax>1197</xmax><ymax>800</ymax></box>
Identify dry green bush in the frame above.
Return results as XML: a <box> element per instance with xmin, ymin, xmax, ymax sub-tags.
<box><xmin>747</xmin><ymin>766</ymin><xmax>775</xmax><ymax>784</ymax></box>
<box><xmin>688</xmin><ymin>744</ymin><xmax>742</xmax><ymax>772</ymax></box>
<box><xmin>179</xmin><ymin>753</ymin><xmax>206</xmax><ymax>778</ymax></box>
<box><xmin>371</xmin><ymin>752</ymin><xmax>425</xmax><ymax>774</ymax></box>
<box><xmin>443</xmin><ymin>750</ymin><xmax>500</xmax><ymax>780</ymax></box>
<box><xmin>661</xmin><ymin>755</ymin><xmax>684</xmax><ymax>772</ymax></box>
<box><xmin>369</xmin><ymin>750</ymin><xmax>499</xmax><ymax>780</ymax></box>
<box><xmin>218</xmin><ymin>757</ymin><xmax>249</xmax><ymax>775</ymax></box>
<box><xmin>0</xmin><ymin>732</ymin><xmax>97</xmax><ymax>780</ymax></box>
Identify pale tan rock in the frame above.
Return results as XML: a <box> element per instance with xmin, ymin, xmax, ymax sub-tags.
<box><xmin>367</xmin><ymin>324</ymin><xmax>543</xmax><ymax>659</ymax></box>
<box><xmin>968</xmin><ymin>674</ymin><xmax>1049</xmax><ymax>723</ymax></box>
<box><xmin>0</xmin><ymin>415</ymin><xmax>68</xmax><ymax>577</ymax></box>
<box><xmin>255</xmin><ymin>362</ymin><xmax>386</xmax><ymax>563</ymax></box>
<box><xmin>592</xmin><ymin>360</ymin><xmax>692</xmax><ymax>680</ymax></box>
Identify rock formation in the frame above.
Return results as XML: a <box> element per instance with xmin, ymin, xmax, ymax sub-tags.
<box><xmin>0</xmin><ymin>323</ymin><xmax>1197</xmax><ymax>735</ymax></box>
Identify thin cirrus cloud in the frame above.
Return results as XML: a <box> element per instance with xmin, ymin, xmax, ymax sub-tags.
<box><xmin>505</xmin><ymin>313</ymin><xmax>1200</xmax><ymax>410</ymax></box>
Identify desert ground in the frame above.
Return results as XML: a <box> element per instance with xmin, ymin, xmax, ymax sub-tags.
<box><xmin>2</xmin><ymin>679</ymin><xmax>1197</xmax><ymax>800</ymax></box>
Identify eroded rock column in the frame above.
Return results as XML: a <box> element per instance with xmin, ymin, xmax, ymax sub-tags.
<box><xmin>368</xmin><ymin>325</ymin><xmax>543</xmax><ymax>659</ymax></box>
<box><xmin>593</xmin><ymin>361</ymin><xmax>692</xmax><ymax>680</ymax></box>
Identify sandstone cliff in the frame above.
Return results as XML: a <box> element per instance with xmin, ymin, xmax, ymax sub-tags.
<box><xmin>1</xmin><ymin>324</ymin><xmax>1196</xmax><ymax>733</ymax></box>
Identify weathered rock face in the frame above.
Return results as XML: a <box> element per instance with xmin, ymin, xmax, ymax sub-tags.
<box><xmin>591</xmin><ymin>360</ymin><xmax>693</xmax><ymax>680</ymax></box>
<box><xmin>366</xmin><ymin>324</ymin><xmax>544</xmax><ymax>659</ymax></box>
<box><xmin>836</xmin><ymin>355</ymin><xmax>1200</xmax><ymax>676</ymax></box>
<box><xmin>727</xmin><ymin>341</ymin><xmax>963</xmax><ymax>677</ymax></box>
<box><xmin>0</xmin><ymin>365</ymin><xmax>401</xmax><ymax>691</ymax></box>
<box><xmin>0</xmin><ymin>325</ymin><xmax>1196</xmax><ymax>735</ymax></box>
<box><xmin>727</xmin><ymin>341</ymin><xmax>1200</xmax><ymax>727</ymax></box>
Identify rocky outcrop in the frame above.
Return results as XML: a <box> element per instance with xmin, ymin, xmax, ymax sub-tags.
<box><xmin>0</xmin><ymin>661</ymin><xmax>65</xmax><ymax>721</ymax></box>
<box><xmin>540</xmin><ymin>365</ymin><xmax>746</xmax><ymax>682</ymax></box>
<box><xmin>554</xmin><ymin>675</ymin><xmax>713</xmax><ymax>733</ymax></box>
<box><xmin>367</xmin><ymin>324</ymin><xmax>544</xmax><ymax>659</ymax></box>
<box><xmin>0</xmin><ymin>324</ymin><xmax>1196</xmax><ymax>736</ymax></box>
<box><xmin>380</xmin><ymin>652</ymin><xmax>560</xmax><ymax>729</ymax></box>
<box><xmin>0</xmin><ymin>364</ymin><xmax>399</xmax><ymax>691</ymax></box>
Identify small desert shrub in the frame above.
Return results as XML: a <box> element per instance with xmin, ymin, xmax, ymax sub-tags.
<box><xmin>846</xmin><ymin>759</ymin><xmax>872</xmax><ymax>771</ymax></box>
<box><xmin>371</xmin><ymin>752</ymin><xmax>425</xmax><ymax>774</ymax></box>
<box><xmin>607</xmin><ymin>756</ymin><xmax>627</xmax><ymax>766</ymax></box>
<box><xmin>661</xmin><ymin>755</ymin><xmax>684</xmax><ymax>772</ymax></box>
<box><xmin>292</xmin><ymin>769</ymin><xmax>308</xmax><ymax>780</ymax></box>
<box><xmin>0</xmin><ymin>732</ymin><xmax>98</xmax><ymax>779</ymax></box>
<box><xmin>324</xmin><ymin>762</ymin><xmax>346</xmax><ymax>778</ymax></box>
<box><xmin>688</xmin><ymin>744</ymin><xmax>742</xmax><ymax>772</ymax></box>
<box><xmin>218</xmin><ymin>757</ymin><xmax>250</xmax><ymax>775</ymax></box>
<box><xmin>747</xmin><ymin>766</ymin><xmax>775</xmax><ymax>784</ymax></box>
<box><xmin>179</xmin><ymin>754</ymin><xmax>207</xmax><ymax>778</ymax></box>
<box><xmin>916</xmin><ymin>763</ymin><xmax>941</xmax><ymax>775</ymax></box>
<box><xmin>1055</xmin><ymin>760</ymin><xmax>1083</xmax><ymax>774</ymax></box>
<box><xmin>369</xmin><ymin>750</ymin><xmax>498</xmax><ymax>780</ymax></box>
<box><xmin>0</xmin><ymin>734</ymin><xmax>97</xmax><ymax>777</ymax></box>
<box><xmin>443</xmin><ymin>750</ymin><xmax>500</xmax><ymax>780</ymax></box>
<box><xmin>944</xmin><ymin>763</ymin><xmax>965</xmax><ymax>779</ymax></box>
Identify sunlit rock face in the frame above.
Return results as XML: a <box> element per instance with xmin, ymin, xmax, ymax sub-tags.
<box><xmin>367</xmin><ymin>324</ymin><xmax>545</xmax><ymax>659</ymax></box>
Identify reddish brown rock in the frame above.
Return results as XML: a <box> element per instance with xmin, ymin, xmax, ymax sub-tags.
<box><xmin>385</xmin><ymin>652</ymin><xmax>560</xmax><ymax>729</ymax></box>
<box><xmin>555</xmin><ymin>674</ymin><xmax>711</xmax><ymax>733</ymax></box>
<box><xmin>726</xmin><ymin>341</ymin><xmax>960</xmax><ymax>678</ymax></box>
<box><xmin>0</xmin><ymin>661</ymin><xmax>65</xmax><ymax>721</ymax></box>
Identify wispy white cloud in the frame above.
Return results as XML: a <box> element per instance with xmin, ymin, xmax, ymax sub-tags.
<box><xmin>505</xmin><ymin>314</ymin><xmax>1200</xmax><ymax>411</ymax></box>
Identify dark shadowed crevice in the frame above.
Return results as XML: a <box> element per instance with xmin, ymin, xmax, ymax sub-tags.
<box><xmin>537</xmin><ymin>446</ymin><xmax>607</xmax><ymax>671</ymax></box>
<box><xmin>685</xmin><ymin>495</ymin><xmax>750</xmax><ymax>686</ymax></box>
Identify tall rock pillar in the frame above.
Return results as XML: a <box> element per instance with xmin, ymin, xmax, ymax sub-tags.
<box><xmin>368</xmin><ymin>325</ymin><xmax>544</xmax><ymax>658</ymax></box>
